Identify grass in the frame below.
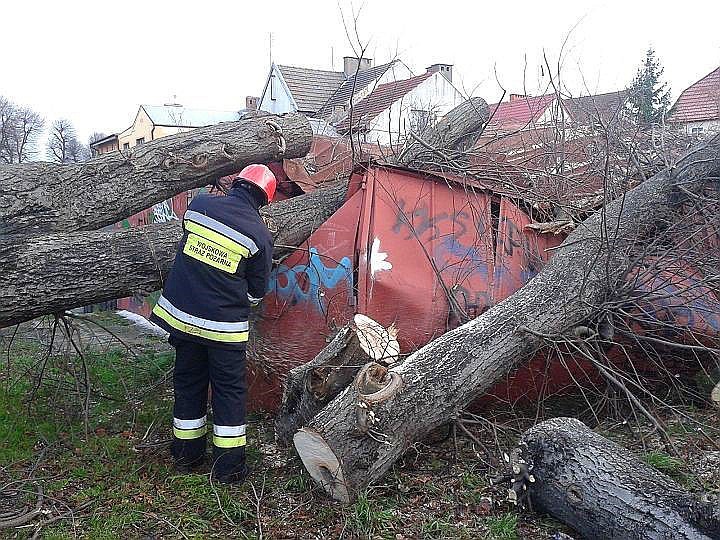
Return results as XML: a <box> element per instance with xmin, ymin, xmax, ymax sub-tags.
<box><xmin>486</xmin><ymin>512</ymin><xmax>519</xmax><ymax>539</ymax></box>
<box><xmin>346</xmin><ymin>491</ymin><xmax>396</xmax><ymax>536</ymax></box>
<box><xmin>421</xmin><ymin>515</ymin><xmax>456</xmax><ymax>538</ymax></box>
<box><xmin>2</xmin><ymin>314</ymin><xmax>716</xmax><ymax>538</ymax></box>
<box><xmin>642</xmin><ymin>450</ymin><xmax>684</xmax><ymax>474</ymax></box>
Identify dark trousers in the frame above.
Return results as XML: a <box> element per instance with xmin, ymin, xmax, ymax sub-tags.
<box><xmin>170</xmin><ymin>336</ymin><xmax>248</xmax><ymax>479</ymax></box>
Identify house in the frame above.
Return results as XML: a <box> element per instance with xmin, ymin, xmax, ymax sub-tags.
<box><xmin>258</xmin><ymin>56</ymin><xmax>465</xmax><ymax>144</ymax></box>
<box><xmin>668</xmin><ymin>66</ymin><xmax>720</xmax><ymax>136</ymax></box>
<box><xmin>258</xmin><ymin>56</ymin><xmax>413</xmax><ymax>118</ymax></box>
<box><xmin>89</xmin><ymin>134</ymin><xmax>119</xmax><ymax>156</ymax></box>
<box><xmin>116</xmin><ymin>103</ymin><xmax>245</xmax><ymax>151</ymax></box>
<box><xmin>334</xmin><ymin>64</ymin><xmax>465</xmax><ymax>145</ymax></box>
<box><xmin>485</xmin><ymin>91</ymin><xmax>629</xmax><ymax>132</ymax></box>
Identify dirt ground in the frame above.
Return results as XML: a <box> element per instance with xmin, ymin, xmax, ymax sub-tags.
<box><xmin>1</xmin><ymin>313</ymin><xmax>718</xmax><ymax>539</ymax></box>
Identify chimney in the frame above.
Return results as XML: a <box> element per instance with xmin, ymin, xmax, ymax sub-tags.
<box><xmin>509</xmin><ymin>94</ymin><xmax>527</xmax><ymax>102</ymax></box>
<box><xmin>343</xmin><ymin>56</ymin><xmax>373</xmax><ymax>77</ymax></box>
<box><xmin>246</xmin><ymin>96</ymin><xmax>259</xmax><ymax>111</ymax></box>
<box><xmin>426</xmin><ymin>63</ymin><xmax>453</xmax><ymax>83</ymax></box>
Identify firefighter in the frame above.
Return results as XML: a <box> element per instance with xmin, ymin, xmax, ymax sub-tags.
<box><xmin>150</xmin><ymin>164</ymin><xmax>276</xmax><ymax>484</ymax></box>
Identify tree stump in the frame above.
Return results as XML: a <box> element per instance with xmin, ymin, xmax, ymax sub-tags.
<box><xmin>275</xmin><ymin>314</ymin><xmax>398</xmax><ymax>446</ymax></box>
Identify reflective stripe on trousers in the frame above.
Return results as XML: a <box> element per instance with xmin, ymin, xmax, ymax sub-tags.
<box><xmin>213</xmin><ymin>424</ymin><xmax>247</xmax><ymax>448</ymax></box>
<box><xmin>173</xmin><ymin>416</ymin><xmax>207</xmax><ymax>440</ymax></box>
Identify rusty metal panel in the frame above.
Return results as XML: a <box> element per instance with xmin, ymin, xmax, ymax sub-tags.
<box><xmin>248</xmin><ymin>189</ymin><xmax>363</xmax><ymax>411</ymax></box>
<box><xmin>356</xmin><ymin>166</ymin><xmax>496</xmax><ymax>349</ymax></box>
<box><xmin>492</xmin><ymin>197</ymin><xmax>556</xmax><ymax>303</ymax></box>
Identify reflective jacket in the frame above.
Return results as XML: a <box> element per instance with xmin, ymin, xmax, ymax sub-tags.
<box><xmin>150</xmin><ymin>185</ymin><xmax>273</xmax><ymax>350</ymax></box>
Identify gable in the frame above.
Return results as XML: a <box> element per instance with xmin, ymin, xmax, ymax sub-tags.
<box><xmin>259</xmin><ymin>64</ymin><xmax>299</xmax><ymax>114</ymax></box>
<box><xmin>668</xmin><ymin>67</ymin><xmax>720</xmax><ymax>124</ymax></box>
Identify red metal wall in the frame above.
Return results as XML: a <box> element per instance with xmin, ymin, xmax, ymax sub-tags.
<box><xmin>248</xmin><ymin>165</ymin><xmax>577</xmax><ymax>410</ymax></box>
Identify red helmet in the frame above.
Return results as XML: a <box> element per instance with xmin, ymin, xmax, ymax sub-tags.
<box><xmin>236</xmin><ymin>164</ymin><xmax>277</xmax><ymax>204</ymax></box>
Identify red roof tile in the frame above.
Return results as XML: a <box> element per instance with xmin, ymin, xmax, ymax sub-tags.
<box><xmin>668</xmin><ymin>67</ymin><xmax>720</xmax><ymax>123</ymax></box>
<box><xmin>487</xmin><ymin>94</ymin><xmax>557</xmax><ymax>127</ymax></box>
<box><xmin>336</xmin><ymin>72</ymin><xmax>433</xmax><ymax>131</ymax></box>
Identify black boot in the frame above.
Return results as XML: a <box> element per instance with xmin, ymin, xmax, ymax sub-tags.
<box><xmin>211</xmin><ymin>446</ymin><xmax>250</xmax><ymax>485</ymax></box>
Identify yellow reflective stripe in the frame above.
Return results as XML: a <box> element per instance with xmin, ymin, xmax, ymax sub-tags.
<box><xmin>174</xmin><ymin>426</ymin><xmax>207</xmax><ymax>440</ymax></box>
<box><xmin>184</xmin><ymin>220</ymin><xmax>251</xmax><ymax>258</ymax></box>
<box><xmin>152</xmin><ymin>304</ymin><xmax>249</xmax><ymax>343</ymax></box>
<box><xmin>183</xmin><ymin>233</ymin><xmax>242</xmax><ymax>273</ymax></box>
<box><xmin>213</xmin><ymin>435</ymin><xmax>247</xmax><ymax>448</ymax></box>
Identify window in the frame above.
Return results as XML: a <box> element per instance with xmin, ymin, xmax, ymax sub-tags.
<box><xmin>136</xmin><ymin>137</ymin><xmax>145</xmax><ymax>145</ymax></box>
<box><xmin>409</xmin><ymin>109</ymin><xmax>435</xmax><ymax>132</ymax></box>
<box><xmin>123</xmin><ymin>142</ymin><xmax>130</xmax><ymax>150</ymax></box>
<box><xmin>691</xmin><ymin>127</ymin><xmax>704</xmax><ymax>136</ymax></box>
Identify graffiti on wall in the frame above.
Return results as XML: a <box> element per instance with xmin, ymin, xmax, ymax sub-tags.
<box><xmin>151</xmin><ymin>200</ymin><xmax>179</xmax><ymax>223</ymax></box>
<box><xmin>270</xmin><ymin>247</ymin><xmax>353</xmax><ymax>313</ymax></box>
<box><xmin>390</xmin><ymin>197</ymin><xmax>543</xmax><ymax>288</ymax></box>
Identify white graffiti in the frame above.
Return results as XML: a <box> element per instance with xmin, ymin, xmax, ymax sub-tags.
<box><xmin>152</xmin><ymin>200</ymin><xmax>179</xmax><ymax>223</ymax></box>
<box><xmin>370</xmin><ymin>238</ymin><xmax>392</xmax><ymax>278</ymax></box>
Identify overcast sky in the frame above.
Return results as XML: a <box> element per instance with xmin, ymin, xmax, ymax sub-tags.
<box><xmin>4</xmin><ymin>0</ymin><xmax>719</xmax><ymax>143</ymax></box>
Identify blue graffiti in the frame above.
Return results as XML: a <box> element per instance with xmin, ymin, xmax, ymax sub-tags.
<box><xmin>270</xmin><ymin>248</ymin><xmax>353</xmax><ymax>312</ymax></box>
<box><xmin>436</xmin><ymin>236</ymin><xmax>490</xmax><ymax>280</ymax></box>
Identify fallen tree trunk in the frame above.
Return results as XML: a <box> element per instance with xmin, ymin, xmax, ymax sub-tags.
<box><xmin>275</xmin><ymin>314</ymin><xmax>398</xmax><ymax>446</ymax></box>
<box><xmin>0</xmin><ymin>179</ymin><xmax>349</xmax><ymax>328</ymax></box>
<box><xmin>396</xmin><ymin>97</ymin><xmax>489</xmax><ymax>168</ymax></box>
<box><xmin>293</xmin><ymin>135</ymin><xmax>720</xmax><ymax>502</ymax></box>
<box><xmin>0</xmin><ymin>112</ymin><xmax>312</xmax><ymax>235</ymax></box>
<box><xmin>515</xmin><ymin>417</ymin><xmax>720</xmax><ymax>540</ymax></box>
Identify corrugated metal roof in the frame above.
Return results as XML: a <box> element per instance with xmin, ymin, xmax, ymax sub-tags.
<box><xmin>141</xmin><ymin>105</ymin><xmax>243</xmax><ymax>127</ymax></box>
<box><xmin>336</xmin><ymin>72</ymin><xmax>433</xmax><ymax>132</ymax></box>
<box><xmin>316</xmin><ymin>61</ymin><xmax>396</xmax><ymax>117</ymax></box>
<box><xmin>667</xmin><ymin>66</ymin><xmax>720</xmax><ymax>123</ymax></box>
<box><xmin>276</xmin><ymin>65</ymin><xmax>346</xmax><ymax>114</ymax></box>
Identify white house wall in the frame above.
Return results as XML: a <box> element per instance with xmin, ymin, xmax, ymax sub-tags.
<box><xmin>676</xmin><ymin>119</ymin><xmax>720</xmax><ymax>135</ymax></box>
<box><xmin>259</xmin><ymin>65</ymin><xmax>297</xmax><ymax>115</ymax></box>
<box><xmin>364</xmin><ymin>72</ymin><xmax>465</xmax><ymax>145</ymax></box>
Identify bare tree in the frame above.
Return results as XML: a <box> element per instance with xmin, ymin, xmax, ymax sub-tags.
<box><xmin>47</xmin><ymin>119</ymin><xmax>88</xmax><ymax>163</ymax></box>
<box><xmin>0</xmin><ymin>96</ymin><xmax>44</xmax><ymax>163</ymax></box>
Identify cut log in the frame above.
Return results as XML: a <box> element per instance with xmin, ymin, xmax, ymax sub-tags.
<box><xmin>275</xmin><ymin>314</ymin><xmax>399</xmax><ymax>446</ymax></box>
<box><xmin>293</xmin><ymin>135</ymin><xmax>720</xmax><ymax>502</ymax></box>
<box><xmin>515</xmin><ymin>417</ymin><xmax>720</xmax><ymax>540</ymax></box>
<box><xmin>396</xmin><ymin>97</ymin><xmax>489</xmax><ymax>168</ymax></box>
<box><xmin>0</xmin><ymin>112</ymin><xmax>312</xmax><ymax>235</ymax></box>
<box><xmin>0</xmin><ymin>179</ymin><xmax>350</xmax><ymax>328</ymax></box>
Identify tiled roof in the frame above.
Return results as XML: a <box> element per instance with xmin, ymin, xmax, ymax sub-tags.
<box><xmin>667</xmin><ymin>67</ymin><xmax>720</xmax><ymax>123</ymax></box>
<box><xmin>336</xmin><ymin>72</ymin><xmax>433</xmax><ymax>131</ymax></box>
<box><xmin>563</xmin><ymin>91</ymin><xmax>629</xmax><ymax>125</ymax></box>
<box><xmin>141</xmin><ymin>105</ymin><xmax>242</xmax><ymax>127</ymax></box>
<box><xmin>276</xmin><ymin>65</ymin><xmax>346</xmax><ymax>114</ymax></box>
<box><xmin>316</xmin><ymin>61</ymin><xmax>396</xmax><ymax>117</ymax></box>
<box><xmin>486</xmin><ymin>94</ymin><xmax>557</xmax><ymax>127</ymax></box>
<box><xmin>487</xmin><ymin>91</ymin><xmax>628</xmax><ymax>128</ymax></box>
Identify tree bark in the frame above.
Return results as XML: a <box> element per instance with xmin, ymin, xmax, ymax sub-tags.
<box><xmin>0</xmin><ymin>112</ymin><xmax>312</xmax><ymax>235</ymax></box>
<box><xmin>275</xmin><ymin>314</ymin><xmax>398</xmax><ymax>446</ymax></box>
<box><xmin>293</xmin><ymin>135</ymin><xmax>720</xmax><ymax>503</ymax></box>
<box><xmin>396</xmin><ymin>97</ymin><xmax>489</xmax><ymax>168</ymax></box>
<box><xmin>0</xmin><ymin>179</ymin><xmax>350</xmax><ymax>328</ymax></box>
<box><xmin>516</xmin><ymin>417</ymin><xmax>720</xmax><ymax>540</ymax></box>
